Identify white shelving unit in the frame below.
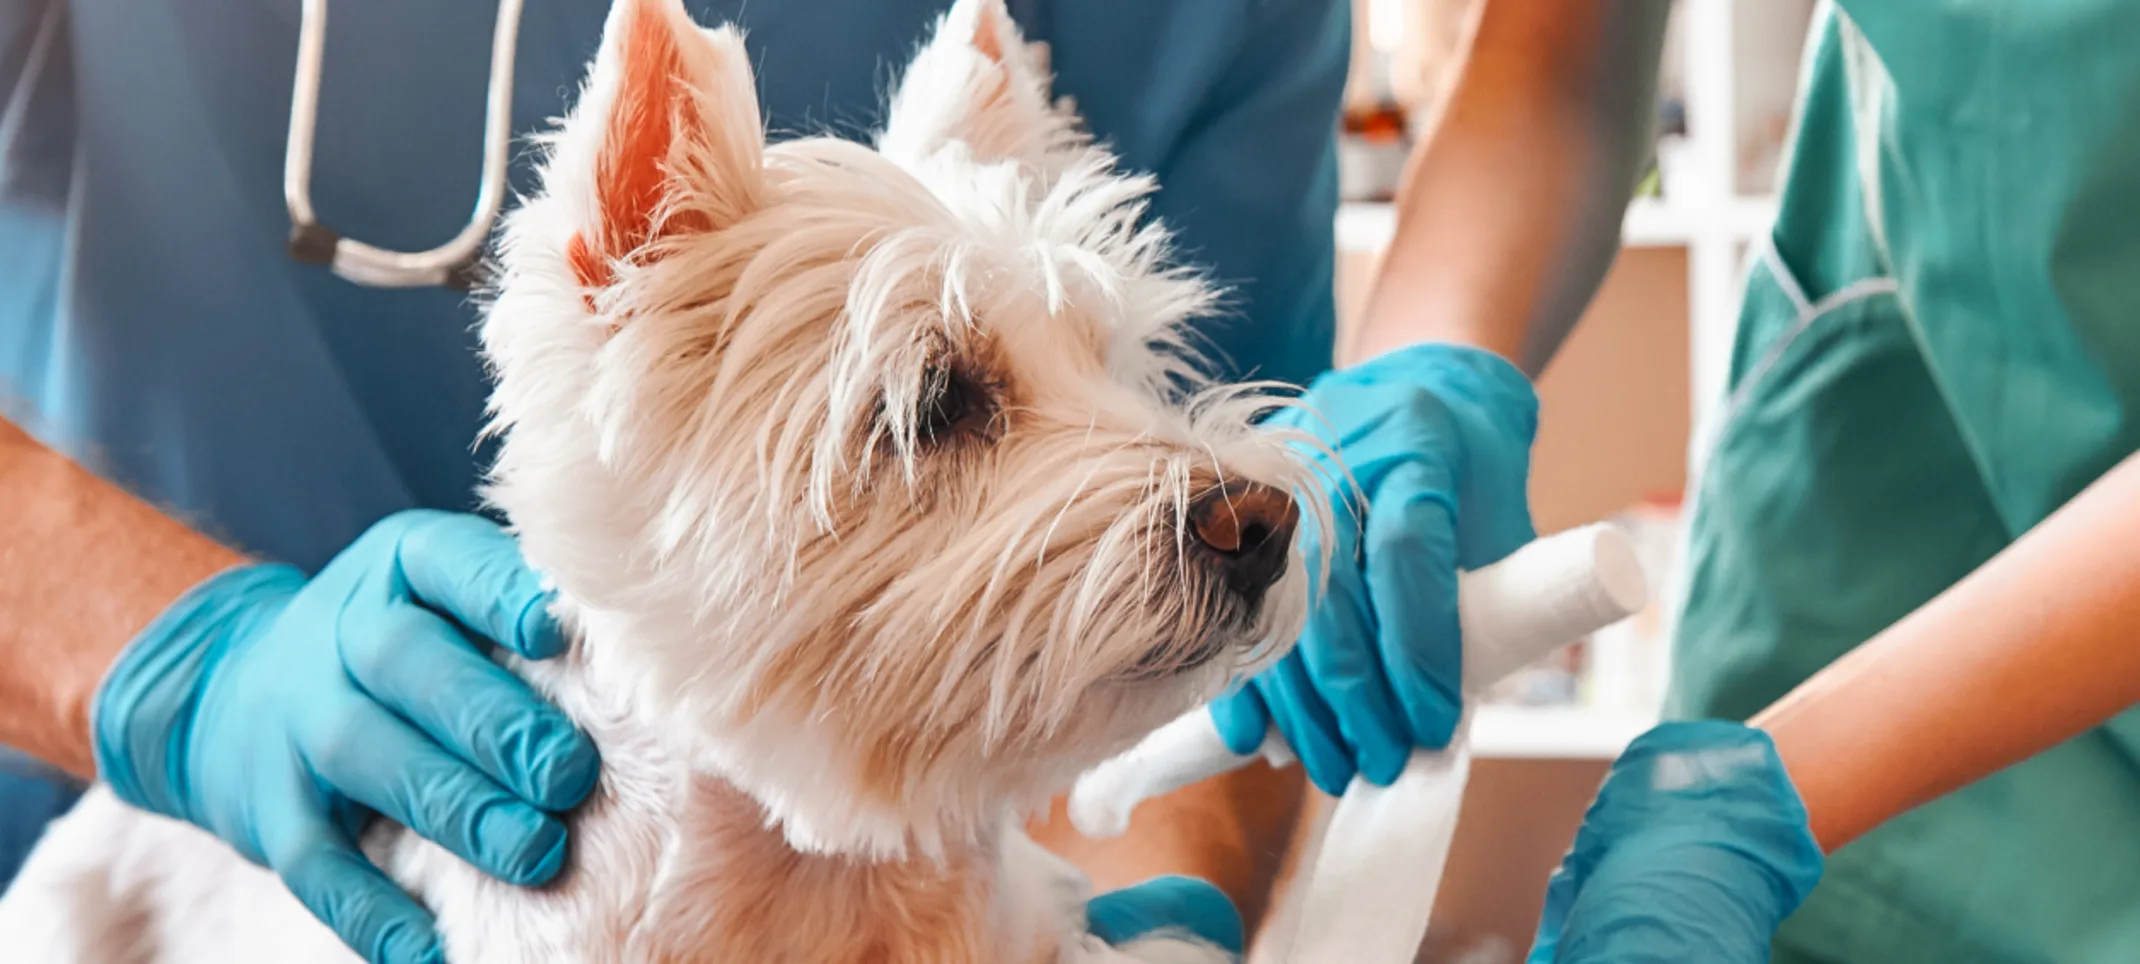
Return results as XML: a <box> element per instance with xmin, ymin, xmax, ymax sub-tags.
<box><xmin>1337</xmin><ymin>195</ymin><xmax>1778</xmax><ymax>255</ymax></box>
<box><xmin>1342</xmin><ymin>0</ymin><xmax>1800</xmax><ymax>760</ymax></box>
<box><xmin>1677</xmin><ymin>0</ymin><xmax>1769</xmax><ymax>474</ymax></box>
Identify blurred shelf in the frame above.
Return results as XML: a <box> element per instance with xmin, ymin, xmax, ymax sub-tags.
<box><xmin>1621</xmin><ymin>196</ymin><xmax>1778</xmax><ymax>247</ymax></box>
<box><xmin>1332</xmin><ymin>200</ymin><xmax>1397</xmax><ymax>253</ymax></box>
<box><xmin>1471</xmin><ymin>704</ymin><xmax>1658</xmax><ymax>760</ymax></box>
<box><xmin>1334</xmin><ymin>196</ymin><xmax>1779</xmax><ymax>255</ymax></box>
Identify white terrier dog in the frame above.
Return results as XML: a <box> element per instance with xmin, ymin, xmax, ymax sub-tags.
<box><xmin>0</xmin><ymin>0</ymin><xmax>1325</xmax><ymax>960</ymax></box>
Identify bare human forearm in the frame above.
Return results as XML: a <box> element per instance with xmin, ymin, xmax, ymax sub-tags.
<box><xmin>0</xmin><ymin>419</ymin><xmax>241</xmax><ymax>777</ymax></box>
<box><xmin>1753</xmin><ymin>452</ymin><xmax>2140</xmax><ymax>852</ymax></box>
<box><xmin>1350</xmin><ymin>0</ymin><xmax>1669</xmax><ymax>375</ymax></box>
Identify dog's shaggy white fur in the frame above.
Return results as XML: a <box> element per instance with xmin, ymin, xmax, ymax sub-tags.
<box><xmin>0</xmin><ymin>1</ymin><xmax>1328</xmax><ymax>960</ymax></box>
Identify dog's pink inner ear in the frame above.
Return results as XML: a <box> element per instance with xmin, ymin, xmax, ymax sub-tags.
<box><xmin>569</xmin><ymin>0</ymin><xmax>716</xmax><ymax>291</ymax></box>
<box><xmin>970</xmin><ymin>0</ymin><xmax>1007</xmax><ymax>62</ymax></box>
<box><xmin>962</xmin><ymin>1</ymin><xmax>1028</xmax><ymax>133</ymax></box>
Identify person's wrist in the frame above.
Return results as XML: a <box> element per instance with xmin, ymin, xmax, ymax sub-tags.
<box><xmin>90</xmin><ymin>563</ymin><xmax>306</xmax><ymax>818</ymax></box>
<box><xmin>1343</xmin><ymin>303</ymin><xmax>1529</xmax><ymax>368</ymax></box>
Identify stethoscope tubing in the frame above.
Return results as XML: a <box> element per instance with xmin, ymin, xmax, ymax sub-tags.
<box><xmin>283</xmin><ymin>0</ymin><xmax>525</xmax><ymax>288</ymax></box>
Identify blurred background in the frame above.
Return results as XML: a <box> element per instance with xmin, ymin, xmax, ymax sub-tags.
<box><xmin>1265</xmin><ymin>2</ymin><xmax>1819</xmax><ymax>960</ymax></box>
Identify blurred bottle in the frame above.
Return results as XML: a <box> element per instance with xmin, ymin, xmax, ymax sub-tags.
<box><xmin>1338</xmin><ymin>101</ymin><xmax>1410</xmax><ymax>203</ymax></box>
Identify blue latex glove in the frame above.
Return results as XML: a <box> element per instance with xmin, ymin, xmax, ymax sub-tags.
<box><xmin>93</xmin><ymin>510</ymin><xmax>600</xmax><ymax>964</ymax></box>
<box><xmin>1528</xmin><ymin>721</ymin><xmax>1825</xmax><ymax>964</ymax></box>
<box><xmin>1088</xmin><ymin>875</ymin><xmax>1245</xmax><ymax>955</ymax></box>
<box><xmin>1211</xmin><ymin>344</ymin><xmax>1538</xmax><ymax>794</ymax></box>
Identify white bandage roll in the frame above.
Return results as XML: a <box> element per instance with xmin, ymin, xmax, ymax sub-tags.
<box><xmin>1459</xmin><ymin>521</ymin><xmax>1650</xmax><ymax>690</ymax></box>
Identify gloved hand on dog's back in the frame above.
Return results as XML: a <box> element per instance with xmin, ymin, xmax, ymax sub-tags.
<box><xmin>1211</xmin><ymin>343</ymin><xmax>1538</xmax><ymax>795</ymax></box>
<box><xmin>91</xmin><ymin>509</ymin><xmax>601</xmax><ymax>964</ymax></box>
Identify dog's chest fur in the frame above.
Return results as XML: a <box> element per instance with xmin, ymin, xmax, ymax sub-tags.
<box><xmin>384</xmin><ymin>662</ymin><xmax>1070</xmax><ymax>964</ymax></box>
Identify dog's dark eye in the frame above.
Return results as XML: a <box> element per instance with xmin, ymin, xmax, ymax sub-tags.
<box><xmin>917</xmin><ymin>365</ymin><xmax>985</xmax><ymax>443</ymax></box>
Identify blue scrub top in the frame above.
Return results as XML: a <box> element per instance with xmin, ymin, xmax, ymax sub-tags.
<box><xmin>0</xmin><ymin>0</ymin><xmax>1346</xmax><ymax>572</ymax></box>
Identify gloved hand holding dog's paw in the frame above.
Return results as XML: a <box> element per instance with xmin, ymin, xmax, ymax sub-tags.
<box><xmin>93</xmin><ymin>509</ymin><xmax>600</xmax><ymax>964</ymax></box>
<box><xmin>1211</xmin><ymin>343</ymin><xmax>1537</xmax><ymax>795</ymax></box>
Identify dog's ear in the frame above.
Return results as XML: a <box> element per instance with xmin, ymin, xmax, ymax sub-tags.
<box><xmin>878</xmin><ymin>0</ymin><xmax>1070</xmax><ymax>170</ymax></box>
<box><xmin>565</xmin><ymin>0</ymin><xmax>764</xmax><ymax>291</ymax></box>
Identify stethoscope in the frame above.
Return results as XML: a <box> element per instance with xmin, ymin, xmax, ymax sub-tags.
<box><xmin>283</xmin><ymin>0</ymin><xmax>525</xmax><ymax>289</ymax></box>
<box><xmin>284</xmin><ymin>0</ymin><xmax>1052</xmax><ymax>290</ymax></box>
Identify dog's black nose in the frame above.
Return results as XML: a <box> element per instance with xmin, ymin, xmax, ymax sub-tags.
<box><xmin>1189</xmin><ymin>480</ymin><xmax>1298</xmax><ymax>593</ymax></box>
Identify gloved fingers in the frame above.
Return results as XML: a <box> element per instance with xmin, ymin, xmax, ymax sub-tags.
<box><xmin>1294</xmin><ymin>560</ymin><xmax>1409</xmax><ymax>786</ymax></box>
<box><xmin>1526</xmin><ymin>821</ymin><xmax>1608</xmax><ymax>964</ymax></box>
<box><xmin>307</xmin><ymin>700</ymin><xmax>569</xmax><ymax>888</ymax></box>
<box><xmin>1258</xmin><ymin>652</ymin><xmax>1356</xmax><ymax>795</ymax></box>
<box><xmin>1362</xmin><ymin>463</ymin><xmax>1464</xmax><ymax>749</ymax></box>
<box><xmin>1208</xmin><ymin>687</ymin><xmax>1273</xmax><ymax>758</ymax></box>
<box><xmin>1429</xmin><ymin>353</ymin><xmax>1539</xmax><ymax>569</ymax></box>
<box><xmin>1086</xmin><ymin>875</ymin><xmax>1245</xmax><ymax>954</ymax></box>
<box><xmin>1542</xmin><ymin>847</ymin><xmax>1794</xmax><ymax>964</ymax></box>
<box><xmin>272</xmin><ymin>825</ymin><xmax>444</xmax><ymax>964</ymax></box>
<box><xmin>342</xmin><ymin>606</ymin><xmax>598</xmax><ymax>812</ymax></box>
<box><xmin>1451</xmin><ymin>428</ymin><xmax>1537</xmax><ymax>570</ymax></box>
<box><xmin>1523</xmin><ymin>862</ymin><xmax>1581</xmax><ymax>964</ymax></box>
<box><xmin>387</xmin><ymin>511</ymin><xmax>567</xmax><ymax>659</ymax></box>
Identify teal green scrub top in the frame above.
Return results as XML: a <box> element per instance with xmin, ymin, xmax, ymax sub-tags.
<box><xmin>0</xmin><ymin>0</ymin><xmax>1346</xmax><ymax>574</ymax></box>
<box><xmin>1674</xmin><ymin>3</ymin><xmax>2140</xmax><ymax>962</ymax></box>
